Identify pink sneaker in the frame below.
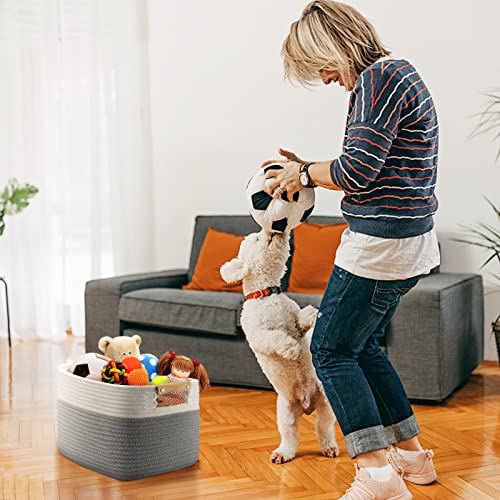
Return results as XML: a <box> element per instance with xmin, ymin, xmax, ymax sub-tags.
<box><xmin>340</xmin><ymin>464</ymin><xmax>412</xmax><ymax>499</ymax></box>
<box><xmin>387</xmin><ymin>447</ymin><xmax>438</xmax><ymax>485</ymax></box>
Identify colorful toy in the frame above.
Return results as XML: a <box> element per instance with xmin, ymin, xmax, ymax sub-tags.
<box><xmin>139</xmin><ymin>353</ymin><xmax>159</xmax><ymax>382</ymax></box>
<box><xmin>151</xmin><ymin>375</ymin><xmax>169</xmax><ymax>385</ymax></box>
<box><xmin>98</xmin><ymin>335</ymin><xmax>142</xmax><ymax>362</ymax></box>
<box><xmin>122</xmin><ymin>356</ymin><xmax>143</xmax><ymax>373</ymax></box>
<box><xmin>157</xmin><ymin>351</ymin><xmax>210</xmax><ymax>390</ymax></box>
<box><xmin>127</xmin><ymin>368</ymin><xmax>149</xmax><ymax>386</ymax></box>
<box><xmin>101</xmin><ymin>360</ymin><xmax>129</xmax><ymax>384</ymax></box>
<box><xmin>68</xmin><ymin>353</ymin><xmax>110</xmax><ymax>381</ymax></box>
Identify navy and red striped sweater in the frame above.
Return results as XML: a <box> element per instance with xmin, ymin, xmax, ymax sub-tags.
<box><xmin>330</xmin><ymin>58</ymin><xmax>438</xmax><ymax>239</ymax></box>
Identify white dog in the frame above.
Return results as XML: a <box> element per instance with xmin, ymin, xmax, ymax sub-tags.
<box><xmin>220</xmin><ymin>229</ymin><xmax>339</xmax><ymax>463</ymax></box>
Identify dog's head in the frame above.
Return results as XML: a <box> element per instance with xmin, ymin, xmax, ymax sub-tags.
<box><xmin>220</xmin><ymin>229</ymin><xmax>290</xmax><ymax>286</ymax></box>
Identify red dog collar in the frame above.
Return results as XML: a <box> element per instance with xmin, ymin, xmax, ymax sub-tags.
<box><xmin>245</xmin><ymin>285</ymin><xmax>282</xmax><ymax>301</ymax></box>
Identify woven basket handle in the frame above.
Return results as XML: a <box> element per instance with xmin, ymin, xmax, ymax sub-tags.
<box><xmin>155</xmin><ymin>380</ymin><xmax>191</xmax><ymax>408</ymax></box>
<box><xmin>156</xmin><ymin>380</ymin><xmax>191</xmax><ymax>394</ymax></box>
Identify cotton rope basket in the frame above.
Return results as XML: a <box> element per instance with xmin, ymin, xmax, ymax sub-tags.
<box><xmin>56</xmin><ymin>363</ymin><xmax>200</xmax><ymax>480</ymax></box>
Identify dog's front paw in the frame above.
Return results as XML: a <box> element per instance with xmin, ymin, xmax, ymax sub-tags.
<box><xmin>270</xmin><ymin>448</ymin><xmax>295</xmax><ymax>464</ymax></box>
<box><xmin>299</xmin><ymin>305</ymin><xmax>318</xmax><ymax>331</ymax></box>
<box><xmin>321</xmin><ymin>443</ymin><xmax>340</xmax><ymax>458</ymax></box>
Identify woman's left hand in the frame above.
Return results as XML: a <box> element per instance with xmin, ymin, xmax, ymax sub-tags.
<box><xmin>264</xmin><ymin>161</ymin><xmax>303</xmax><ymax>201</ymax></box>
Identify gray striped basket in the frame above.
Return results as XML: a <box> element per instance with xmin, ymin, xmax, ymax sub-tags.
<box><xmin>56</xmin><ymin>363</ymin><xmax>200</xmax><ymax>481</ymax></box>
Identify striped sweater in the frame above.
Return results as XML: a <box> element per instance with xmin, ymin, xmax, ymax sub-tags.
<box><xmin>330</xmin><ymin>58</ymin><xmax>438</xmax><ymax>239</ymax></box>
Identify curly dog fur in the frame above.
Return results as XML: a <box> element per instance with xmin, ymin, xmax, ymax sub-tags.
<box><xmin>220</xmin><ymin>229</ymin><xmax>339</xmax><ymax>463</ymax></box>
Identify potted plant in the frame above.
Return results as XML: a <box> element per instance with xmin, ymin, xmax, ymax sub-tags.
<box><xmin>0</xmin><ymin>178</ymin><xmax>39</xmax><ymax>236</ymax></box>
<box><xmin>0</xmin><ymin>178</ymin><xmax>38</xmax><ymax>347</ymax></box>
<box><xmin>455</xmin><ymin>90</ymin><xmax>500</xmax><ymax>362</ymax></box>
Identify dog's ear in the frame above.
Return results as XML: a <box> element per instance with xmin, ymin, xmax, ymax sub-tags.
<box><xmin>220</xmin><ymin>257</ymin><xmax>248</xmax><ymax>283</ymax></box>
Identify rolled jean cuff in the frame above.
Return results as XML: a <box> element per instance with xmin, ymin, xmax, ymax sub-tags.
<box><xmin>384</xmin><ymin>414</ymin><xmax>420</xmax><ymax>445</ymax></box>
<box><xmin>344</xmin><ymin>425</ymin><xmax>389</xmax><ymax>459</ymax></box>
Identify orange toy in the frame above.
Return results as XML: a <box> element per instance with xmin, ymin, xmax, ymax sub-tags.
<box><xmin>122</xmin><ymin>356</ymin><xmax>143</xmax><ymax>373</ymax></box>
<box><xmin>127</xmin><ymin>368</ymin><xmax>149</xmax><ymax>386</ymax></box>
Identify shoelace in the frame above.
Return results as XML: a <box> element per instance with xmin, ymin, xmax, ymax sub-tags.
<box><xmin>386</xmin><ymin>452</ymin><xmax>405</xmax><ymax>475</ymax></box>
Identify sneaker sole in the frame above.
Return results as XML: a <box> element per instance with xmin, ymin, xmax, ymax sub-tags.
<box><xmin>388</xmin><ymin>493</ymin><xmax>412</xmax><ymax>500</ymax></box>
<box><xmin>404</xmin><ymin>470</ymin><xmax>438</xmax><ymax>485</ymax></box>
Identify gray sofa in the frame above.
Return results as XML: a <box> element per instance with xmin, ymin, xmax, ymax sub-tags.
<box><xmin>85</xmin><ymin>215</ymin><xmax>484</xmax><ymax>402</ymax></box>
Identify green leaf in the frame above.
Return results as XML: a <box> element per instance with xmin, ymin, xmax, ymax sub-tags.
<box><xmin>0</xmin><ymin>179</ymin><xmax>38</xmax><ymax>230</ymax></box>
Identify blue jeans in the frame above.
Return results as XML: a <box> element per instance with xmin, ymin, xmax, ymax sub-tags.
<box><xmin>310</xmin><ymin>265</ymin><xmax>422</xmax><ymax>459</ymax></box>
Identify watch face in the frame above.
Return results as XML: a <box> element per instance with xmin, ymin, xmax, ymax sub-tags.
<box><xmin>299</xmin><ymin>172</ymin><xmax>309</xmax><ymax>187</ymax></box>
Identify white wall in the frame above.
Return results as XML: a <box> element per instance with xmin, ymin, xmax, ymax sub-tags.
<box><xmin>147</xmin><ymin>0</ymin><xmax>500</xmax><ymax>359</ymax></box>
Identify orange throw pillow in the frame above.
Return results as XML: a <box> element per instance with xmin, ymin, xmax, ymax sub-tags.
<box><xmin>288</xmin><ymin>222</ymin><xmax>348</xmax><ymax>295</ymax></box>
<box><xmin>182</xmin><ymin>227</ymin><xmax>244</xmax><ymax>293</ymax></box>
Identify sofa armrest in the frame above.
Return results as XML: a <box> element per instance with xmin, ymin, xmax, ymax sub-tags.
<box><xmin>386</xmin><ymin>273</ymin><xmax>484</xmax><ymax>401</ymax></box>
<box><xmin>85</xmin><ymin>269</ymin><xmax>188</xmax><ymax>352</ymax></box>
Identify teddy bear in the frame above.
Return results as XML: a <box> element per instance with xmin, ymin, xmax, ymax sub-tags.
<box><xmin>98</xmin><ymin>335</ymin><xmax>142</xmax><ymax>362</ymax></box>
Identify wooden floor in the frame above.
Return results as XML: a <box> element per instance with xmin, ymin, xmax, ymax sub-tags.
<box><xmin>1</xmin><ymin>338</ymin><xmax>499</xmax><ymax>499</ymax></box>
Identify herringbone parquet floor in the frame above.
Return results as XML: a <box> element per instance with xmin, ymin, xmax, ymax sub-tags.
<box><xmin>1</xmin><ymin>337</ymin><xmax>499</xmax><ymax>499</ymax></box>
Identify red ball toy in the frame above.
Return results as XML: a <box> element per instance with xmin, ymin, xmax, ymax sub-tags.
<box><xmin>122</xmin><ymin>356</ymin><xmax>143</xmax><ymax>373</ymax></box>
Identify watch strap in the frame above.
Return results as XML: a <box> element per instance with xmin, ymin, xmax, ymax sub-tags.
<box><xmin>300</xmin><ymin>163</ymin><xmax>317</xmax><ymax>188</ymax></box>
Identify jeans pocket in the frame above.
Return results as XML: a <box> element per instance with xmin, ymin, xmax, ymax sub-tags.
<box><xmin>370</xmin><ymin>275</ymin><xmax>420</xmax><ymax>310</ymax></box>
<box><xmin>370</xmin><ymin>284</ymin><xmax>401</xmax><ymax>310</ymax></box>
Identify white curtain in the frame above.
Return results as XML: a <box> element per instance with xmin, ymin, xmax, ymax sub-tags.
<box><xmin>0</xmin><ymin>0</ymin><xmax>154</xmax><ymax>341</ymax></box>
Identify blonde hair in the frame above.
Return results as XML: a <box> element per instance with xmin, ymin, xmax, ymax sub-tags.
<box><xmin>282</xmin><ymin>0</ymin><xmax>390</xmax><ymax>88</ymax></box>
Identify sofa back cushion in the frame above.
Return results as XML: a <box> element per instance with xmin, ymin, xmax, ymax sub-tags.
<box><xmin>188</xmin><ymin>215</ymin><xmax>346</xmax><ymax>292</ymax></box>
<box><xmin>188</xmin><ymin>216</ymin><xmax>261</xmax><ymax>286</ymax></box>
<box><xmin>183</xmin><ymin>227</ymin><xmax>244</xmax><ymax>292</ymax></box>
<box><xmin>288</xmin><ymin>222</ymin><xmax>348</xmax><ymax>294</ymax></box>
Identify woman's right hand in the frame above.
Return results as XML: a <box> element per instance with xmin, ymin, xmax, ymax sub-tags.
<box><xmin>261</xmin><ymin>148</ymin><xmax>308</xmax><ymax>168</ymax></box>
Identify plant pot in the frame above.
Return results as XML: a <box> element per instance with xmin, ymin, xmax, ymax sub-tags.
<box><xmin>493</xmin><ymin>314</ymin><xmax>500</xmax><ymax>364</ymax></box>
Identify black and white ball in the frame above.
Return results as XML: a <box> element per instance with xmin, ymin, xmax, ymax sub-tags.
<box><xmin>246</xmin><ymin>164</ymin><xmax>315</xmax><ymax>233</ymax></box>
<box><xmin>68</xmin><ymin>353</ymin><xmax>110</xmax><ymax>381</ymax></box>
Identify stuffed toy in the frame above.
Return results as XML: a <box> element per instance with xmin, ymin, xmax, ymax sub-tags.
<box><xmin>157</xmin><ymin>351</ymin><xmax>210</xmax><ymax>390</ymax></box>
<box><xmin>98</xmin><ymin>334</ymin><xmax>142</xmax><ymax>362</ymax></box>
<box><xmin>156</xmin><ymin>351</ymin><xmax>209</xmax><ymax>407</ymax></box>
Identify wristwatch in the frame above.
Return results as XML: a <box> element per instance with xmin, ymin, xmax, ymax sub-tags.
<box><xmin>299</xmin><ymin>163</ymin><xmax>316</xmax><ymax>188</ymax></box>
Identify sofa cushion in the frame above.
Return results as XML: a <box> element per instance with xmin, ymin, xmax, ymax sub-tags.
<box><xmin>119</xmin><ymin>288</ymin><xmax>245</xmax><ymax>337</ymax></box>
<box><xmin>288</xmin><ymin>222</ymin><xmax>347</xmax><ymax>294</ymax></box>
<box><xmin>188</xmin><ymin>214</ymin><xmax>347</xmax><ymax>292</ymax></box>
<box><xmin>183</xmin><ymin>227</ymin><xmax>244</xmax><ymax>293</ymax></box>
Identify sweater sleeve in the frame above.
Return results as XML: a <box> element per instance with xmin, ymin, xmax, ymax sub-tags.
<box><xmin>330</xmin><ymin>64</ymin><xmax>409</xmax><ymax>192</ymax></box>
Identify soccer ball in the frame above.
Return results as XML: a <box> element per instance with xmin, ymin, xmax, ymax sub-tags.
<box><xmin>68</xmin><ymin>353</ymin><xmax>110</xmax><ymax>381</ymax></box>
<box><xmin>246</xmin><ymin>164</ymin><xmax>315</xmax><ymax>233</ymax></box>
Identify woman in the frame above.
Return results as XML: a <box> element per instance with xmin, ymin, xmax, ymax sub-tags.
<box><xmin>263</xmin><ymin>1</ymin><xmax>440</xmax><ymax>499</ymax></box>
